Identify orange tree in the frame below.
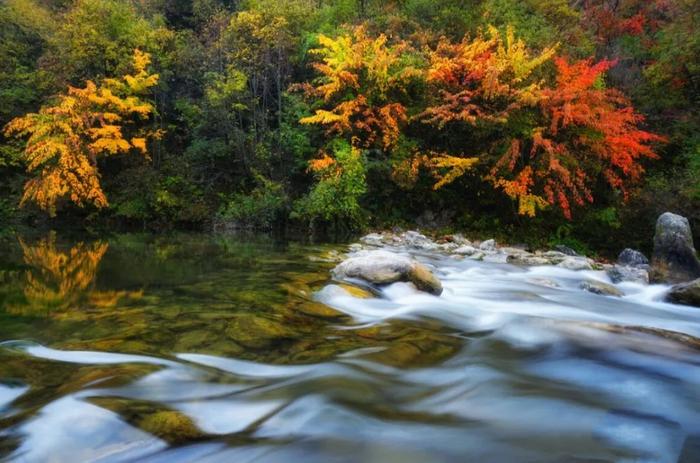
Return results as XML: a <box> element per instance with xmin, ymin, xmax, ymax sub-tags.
<box><xmin>420</xmin><ymin>26</ymin><xmax>664</xmax><ymax>218</ymax></box>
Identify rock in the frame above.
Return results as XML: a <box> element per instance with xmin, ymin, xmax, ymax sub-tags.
<box><xmin>554</xmin><ymin>245</ymin><xmax>579</xmax><ymax>256</ymax></box>
<box><xmin>537</xmin><ymin>250</ymin><xmax>568</xmax><ymax>264</ymax></box>
<box><xmin>450</xmin><ymin>234</ymin><xmax>472</xmax><ymax>246</ymax></box>
<box><xmin>580</xmin><ymin>280</ymin><xmax>624</xmax><ymax>297</ymax></box>
<box><xmin>607</xmin><ymin>265</ymin><xmax>649</xmax><ymax>284</ymax></box>
<box><xmin>332</xmin><ymin>250</ymin><xmax>443</xmax><ymax>295</ymax></box>
<box><xmin>650</xmin><ymin>212</ymin><xmax>700</xmax><ymax>284</ymax></box>
<box><xmin>138</xmin><ymin>411</ymin><xmax>202</xmax><ymax>442</ymax></box>
<box><xmin>666</xmin><ymin>278</ymin><xmax>700</xmax><ymax>307</ymax></box>
<box><xmin>453</xmin><ymin>245</ymin><xmax>478</xmax><ymax>256</ymax></box>
<box><xmin>479</xmin><ymin>239</ymin><xmax>496</xmax><ymax>251</ymax></box>
<box><xmin>617</xmin><ymin>248</ymin><xmax>649</xmax><ymax>268</ymax></box>
<box><xmin>360</xmin><ymin>233</ymin><xmax>385</xmax><ymax>247</ymax></box>
<box><xmin>557</xmin><ymin>257</ymin><xmax>594</xmax><ymax>271</ymax></box>
<box><xmin>468</xmin><ymin>251</ymin><xmax>485</xmax><ymax>261</ymax></box>
<box><xmin>402</xmin><ymin>231</ymin><xmax>439</xmax><ymax>251</ymax></box>
<box><xmin>508</xmin><ymin>255</ymin><xmax>552</xmax><ymax>266</ymax></box>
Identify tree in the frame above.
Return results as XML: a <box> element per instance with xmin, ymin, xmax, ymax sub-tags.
<box><xmin>491</xmin><ymin>57</ymin><xmax>664</xmax><ymax>218</ymax></box>
<box><xmin>299</xmin><ymin>25</ymin><xmax>423</xmax><ymax>152</ymax></box>
<box><xmin>4</xmin><ymin>50</ymin><xmax>159</xmax><ymax>216</ymax></box>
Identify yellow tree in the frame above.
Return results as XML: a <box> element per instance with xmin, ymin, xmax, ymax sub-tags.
<box><xmin>300</xmin><ymin>26</ymin><xmax>422</xmax><ymax>152</ymax></box>
<box><xmin>4</xmin><ymin>49</ymin><xmax>159</xmax><ymax>216</ymax></box>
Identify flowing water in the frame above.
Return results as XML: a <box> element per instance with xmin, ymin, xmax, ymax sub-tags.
<box><xmin>0</xmin><ymin>233</ymin><xmax>699</xmax><ymax>463</ymax></box>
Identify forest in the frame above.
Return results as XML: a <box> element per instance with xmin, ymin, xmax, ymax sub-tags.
<box><xmin>1</xmin><ymin>0</ymin><xmax>698</xmax><ymax>254</ymax></box>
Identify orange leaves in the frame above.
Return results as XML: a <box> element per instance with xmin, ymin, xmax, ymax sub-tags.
<box><xmin>300</xmin><ymin>26</ymin><xmax>420</xmax><ymax>152</ymax></box>
<box><xmin>298</xmin><ymin>25</ymin><xmax>664</xmax><ymax>220</ymax></box>
<box><xmin>4</xmin><ymin>49</ymin><xmax>159</xmax><ymax>215</ymax></box>
<box><xmin>423</xmin><ymin>26</ymin><xmax>556</xmax><ymax>127</ymax></box>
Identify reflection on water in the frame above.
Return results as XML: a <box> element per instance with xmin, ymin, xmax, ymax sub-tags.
<box><xmin>0</xmin><ymin>233</ymin><xmax>699</xmax><ymax>462</ymax></box>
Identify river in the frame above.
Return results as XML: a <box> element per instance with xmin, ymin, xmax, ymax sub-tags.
<box><xmin>0</xmin><ymin>233</ymin><xmax>699</xmax><ymax>462</ymax></box>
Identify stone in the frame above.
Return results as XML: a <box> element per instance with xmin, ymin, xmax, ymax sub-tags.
<box><xmin>607</xmin><ymin>265</ymin><xmax>649</xmax><ymax>284</ymax></box>
<box><xmin>332</xmin><ymin>250</ymin><xmax>443</xmax><ymax>295</ymax></box>
<box><xmin>617</xmin><ymin>248</ymin><xmax>649</xmax><ymax>267</ymax></box>
<box><xmin>360</xmin><ymin>233</ymin><xmax>386</xmax><ymax>247</ymax></box>
<box><xmin>554</xmin><ymin>245</ymin><xmax>579</xmax><ymax>256</ymax></box>
<box><xmin>453</xmin><ymin>245</ymin><xmax>478</xmax><ymax>256</ymax></box>
<box><xmin>557</xmin><ymin>257</ymin><xmax>593</xmax><ymax>271</ymax></box>
<box><xmin>650</xmin><ymin>212</ymin><xmax>700</xmax><ymax>284</ymax></box>
<box><xmin>402</xmin><ymin>231</ymin><xmax>439</xmax><ymax>250</ymax></box>
<box><xmin>665</xmin><ymin>278</ymin><xmax>700</xmax><ymax>307</ymax></box>
<box><xmin>479</xmin><ymin>239</ymin><xmax>496</xmax><ymax>251</ymax></box>
<box><xmin>580</xmin><ymin>280</ymin><xmax>624</xmax><ymax>297</ymax></box>
<box><xmin>508</xmin><ymin>255</ymin><xmax>552</xmax><ymax>266</ymax></box>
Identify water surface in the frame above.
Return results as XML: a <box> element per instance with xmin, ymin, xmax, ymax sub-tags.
<box><xmin>0</xmin><ymin>233</ymin><xmax>699</xmax><ymax>462</ymax></box>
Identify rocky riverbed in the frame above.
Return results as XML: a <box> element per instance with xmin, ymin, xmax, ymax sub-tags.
<box><xmin>327</xmin><ymin>212</ymin><xmax>700</xmax><ymax>308</ymax></box>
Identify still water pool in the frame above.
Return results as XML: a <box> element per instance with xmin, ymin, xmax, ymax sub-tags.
<box><xmin>0</xmin><ymin>233</ymin><xmax>699</xmax><ymax>462</ymax></box>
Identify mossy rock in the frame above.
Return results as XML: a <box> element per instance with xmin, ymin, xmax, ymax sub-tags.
<box><xmin>225</xmin><ymin>313</ymin><xmax>298</xmax><ymax>348</ymax></box>
<box><xmin>138</xmin><ymin>411</ymin><xmax>202</xmax><ymax>443</ymax></box>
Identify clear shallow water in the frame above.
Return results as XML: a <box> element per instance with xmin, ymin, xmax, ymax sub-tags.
<box><xmin>0</xmin><ymin>233</ymin><xmax>699</xmax><ymax>462</ymax></box>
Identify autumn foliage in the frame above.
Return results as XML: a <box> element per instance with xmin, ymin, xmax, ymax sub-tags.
<box><xmin>301</xmin><ymin>25</ymin><xmax>664</xmax><ymax>219</ymax></box>
<box><xmin>4</xmin><ymin>49</ymin><xmax>158</xmax><ymax>215</ymax></box>
<box><xmin>299</xmin><ymin>26</ymin><xmax>422</xmax><ymax>152</ymax></box>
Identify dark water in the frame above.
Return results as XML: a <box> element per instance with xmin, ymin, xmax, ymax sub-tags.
<box><xmin>0</xmin><ymin>233</ymin><xmax>699</xmax><ymax>462</ymax></box>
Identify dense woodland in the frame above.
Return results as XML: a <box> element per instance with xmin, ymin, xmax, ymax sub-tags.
<box><xmin>1</xmin><ymin>0</ymin><xmax>698</xmax><ymax>254</ymax></box>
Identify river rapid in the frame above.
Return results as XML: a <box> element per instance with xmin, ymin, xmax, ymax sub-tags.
<box><xmin>0</xmin><ymin>233</ymin><xmax>699</xmax><ymax>462</ymax></box>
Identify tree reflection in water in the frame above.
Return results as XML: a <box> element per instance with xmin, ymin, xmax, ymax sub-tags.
<box><xmin>8</xmin><ymin>234</ymin><xmax>140</xmax><ymax>316</ymax></box>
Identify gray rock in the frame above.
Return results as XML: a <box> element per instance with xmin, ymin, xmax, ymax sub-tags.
<box><xmin>537</xmin><ymin>250</ymin><xmax>568</xmax><ymax>264</ymax></box>
<box><xmin>607</xmin><ymin>265</ymin><xmax>649</xmax><ymax>284</ymax></box>
<box><xmin>453</xmin><ymin>245</ymin><xmax>479</xmax><ymax>256</ymax></box>
<box><xmin>479</xmin><ymin>239</ymin><xmax>496</xmax><ymax>251</ymax></box>
<box><xmin>557</xmin><ymin>257</ymin><xmax>594</xmax><ymax>271</ymax></box>
<box><xmin>580</xmin><ymin>280</ymin><xmax>624</xmax><ymax>297</ymax></box>
<box><xmin>468</xmin><ymin>251</ymin><xmax>486</xmax><ymax>261</ymax></box>
<box><xmin>508</xmin><ymin>255</ymin><xmax>552</xmax><ymax>266</ymax></box>
<box><xmin>360</xmin><ymin>233</ymin><xmax>385</xmax><ymax>247</ymax></box>
<box><xmin>617</xmin><ymin>248</ymin><xmax>649</xmax><ymax>268</ymax></box>
<box><xmin>402</xmin><ymin>231</ymin><xmax>439</xmax><ymax>250</ymax></box>
<box><xmin>554</xmin><ymin>245</ymin><xmax>579</xmax><ymax>256</ymax></box>
<box><xmin>650</xmin><ymin>212</ymin><xmax>700</xmax><ymax>284</ymax></box>
<box><xmin>665</xmin><ymin>278</ymin><xmax>700</xmax><ymax>307</ymax></box>
<box><xmin>332</xmin><ymin>250</ymin><xmax>443</xmax><ymax>295</ymax></box>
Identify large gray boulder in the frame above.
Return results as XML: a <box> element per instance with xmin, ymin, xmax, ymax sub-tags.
<box><xmin>665</xmin><ymin>278</ymin><xmax>700</xmax><ymax>307</ymax></box>
<box><xmin>332</xmin><ymin>250</ymin><xmax>443</xmax><ymax>295</ymax></box>
<box><xmin>650</xmin><ymin>213</ymin><xmax>700</xmax><ymax>284</ymax></box>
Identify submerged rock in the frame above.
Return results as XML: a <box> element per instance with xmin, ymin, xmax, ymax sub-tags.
<box><xmin>666</xmin><ymin>278</ymin><xmax>700</xmax><ymax>307</ymax></box>
<box><xmin>607</xmin><ymin>265</ymin><xmax>649</xmax><ymax>284</ymax></box>
<box><xmin>332</xmin><ymin>250</ymin><xmax>443</xmax><ymax>295</ymax></box>
<box><xmin>580</xmin><ymin>280</ymin><xmax>624</xmax><ymax>297</ymax></box>
<box><xmin>650</xmin><ymin>212</ymin><xmax>700</xmax><ymax>284</ymax></box>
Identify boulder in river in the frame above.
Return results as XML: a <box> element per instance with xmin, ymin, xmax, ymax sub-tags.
<box><xmin>332</xmin><ymin>250</ymin><xmax>443</xmax><ymax>295</ymax></box>
<box><xmin>665</xmin><ymin>278</ymin><xmax>700</xmax><ymax>307</ymax></box>
<box><xmin>650</xmin><ymin>212</ymin><xmax>700</xmax><ymax>284</ymax></box>
<box><xmin>479</xmin><ymin>239</ymin><xmax>496</xmax><ymax>251</ymax></box>
<box><xmin>554</xmin><ymin>245</ymin><xmax>579</xmax><ymax>256</ymax></box>
<box><xmin>607</xmin><ymin>265</ymin><xmax>649</xmax><ymax>284</ymax></box>
<box><xmin>580</xmin><ymin>280</ymin><xmax>624</xmax><ymax>297</ymax></box>
<box><xmin>557</xmin><ymin>256</ymin><xmax>594</xmax><ymax>271</ymax></box>
<box><xmin>617</xmin><ymin>248</ymin><xmax>649</xmax><ymax>268</ymax></box>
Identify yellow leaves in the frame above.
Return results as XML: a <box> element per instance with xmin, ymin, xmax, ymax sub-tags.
<box><xmin>492</xmin><ymin>167</ymin><xmax>549</xmax><ymax>217</ymax></box>
<box><xmin>301</xmin><ymin>26</ymin><xmax>420</xmax><ymax>153</ymax></box>
<box><xmin>131</xmin><ymin>137</ymin><xmax>147</xmax><ymax>154</ymax></box>
<box><xmin>429</xmin><ymin>154</ymin><xmax>479</xmax><ymax>189</ymax></box>
<box><xmin>3</xmin><ymin>49</ymin><xmax>159</xmax><ymax>215</ymax></box>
